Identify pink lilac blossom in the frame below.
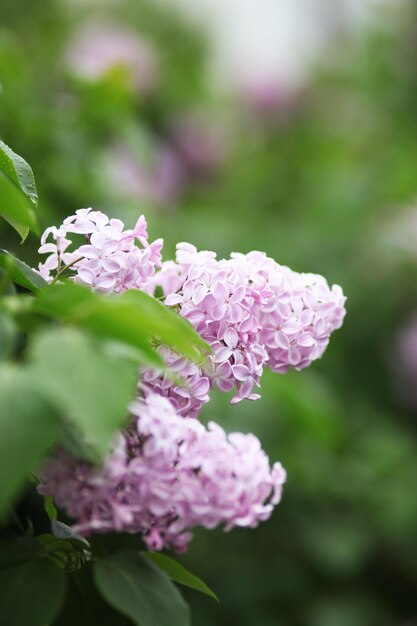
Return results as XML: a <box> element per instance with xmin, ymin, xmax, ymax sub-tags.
<box><xmin>140</xmin><ymin>345</ymin><xmax>211</xmax><ymax>419</ymax></box>
<box><xmin>39</xmin><ymin>394</ymin><xmax>286</xmax><ymax>552</ymax></box>
<box><xmin>233</xmin><ymin>250</ymin><xmax>347</xmax><ymax>373</ymax></box>
<box><xmin>159</xmin><ymin>244</ymin><xmax>346</xmax><ymax>405</ymax></box>
<box><xmin>37</xmin><ymin>209</ymin><xmax>162</xmax><ymax>294</ymax></box>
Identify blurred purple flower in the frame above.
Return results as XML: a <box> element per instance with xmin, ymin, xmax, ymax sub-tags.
<box><xmin>66</xmin><ymin>21</ymin><xmax>158</xmax><ymax>95</ymax></box>
<box><xmin>392</xmin><ymin>315</ymin><xmax>417</xmax><ymax>409</ymax></box>
<box><xmin>169</xmin><ymin>111</ymin><xmax>228</xmax><ymax>181</ymax></box>
<box><xmin>103</xmin><ymin>142</ymin><xmax>185</xmax><ymax>206</ymax></box>
<box><xmin>241</xmin><ymin>78</ymin><xmax>299</xmax><ymax>120</ymax></box>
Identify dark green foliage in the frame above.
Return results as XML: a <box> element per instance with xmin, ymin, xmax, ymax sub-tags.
<box><xmin>93</xmin><ymin>550</ymin><xmax>191</xmax><ymax>626</ymax></box>
<box><xmin>55</xmin><ymin>565</ymin><xmax>133</xmax><ymax>626</ymax></box>
<box><xmin>0</xmin><ymin>557</ymin><xmax>67</xmax><ymax>626</ymax></box>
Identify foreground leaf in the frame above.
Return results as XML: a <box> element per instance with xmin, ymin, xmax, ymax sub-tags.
<box><xmin>34</xmin><ymin>283</ymin><xmax>164</xmax><ymax>368</ymax></box>
<box><xmin>121</xmin><ymin>289</ymin><xmax>209</xmax><ymax>359</ymax></box>
<box><xmin>34</xmin><ymin>282</ymin><xmax>208</xmax><ymax>366</ymax></box>
<box><xmin>0</xmin><ymin>139</ymin><xmax>38</xmax><ymax>241</ymax></box>
<box><xmin>0</xmin><ymin>249</ymin><xmax>47</xmax><ymax>293</ymax></box>
<box><xmin>93</xmin><ymin>549</ymin><xmax>190</xmax><ymax>626</ymax></box>
<box><xmin>0</xmin><ymin>365</ymin><xmax>59</xmax><ymax>516</ymax></box>
<box><xmin>144</xmin><ymin>552</ymin><xmax>219</xmax><ymax>601</ymax></box>
<box><xmin>28</xmin><ymin>327</ymin><xmax>139</xmax><ymax>457</ymax></box>
<box><xmin>0</xmin><ymin>557</ymin><xmax>67</xmax><ymax>626</ymax></box>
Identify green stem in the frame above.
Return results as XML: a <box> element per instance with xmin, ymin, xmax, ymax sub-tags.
<box><xmin>50</xmin><ymin>257</ymin><xmax>83</xmax><ymax>286</ymax></box>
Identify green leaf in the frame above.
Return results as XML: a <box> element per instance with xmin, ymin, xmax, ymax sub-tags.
<box><xmin>0</xmin><ymin>139</ymin><xmax>38</xmax><ymax>241</ymax></box>
<box><xmin>0</xmin><ymin>365</ymin><xmax>59</xmax><ymax>516</ymax></box>
<box><xmin>0</xmin><ymin>141</ymin><xmax>38</xmax><ymax>205</ymax></box>
<box><xmin>0</xmin><ymin>249</ymin><xmax>48</xmax><ymax>293</ymax></box>
<box><xmin>34</xmin><ymin>283</ymin><xmax>164</xmax><ymax>369</ymax></box>
<box><xmin>93</xmin><ymin>549</ymin><xmax>190</xmax><ymax>626</ymax></box>
<box><xmin>0</xmin><ymin>312</ymin><xmax>17</xmax><ymax>360</ymax></box>
<box><xmin>0</xmin><ymin>557</ymin><xmax>67</xmax><ymax>626</ymax></box>
<box><xmin>28</xmin><ymin>327</ymin><xmax>139</xmax><ymax>457</ymax></box>
<box><xmin>34</xmin><ymin>282</ymin><xmax>209</xmax><ymax>366</ymax></box>
<box><xmin>55</xmin><ymin>565</ymin><xmax>132</xmax><ymax>626</ymax></box>
<box><xmin>121</xmin><ymin>289</ymin><xmax>209</xmax><ymax>360</ymax></box>
<box><xmin>144</xmin><ymin>552</ymin><xmax>219</xmax><ymax>601</ymax></box>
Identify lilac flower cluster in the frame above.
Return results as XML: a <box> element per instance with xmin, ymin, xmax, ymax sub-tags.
<box><xmin>38</xmin><ymin>208</ymin><xmax>162</xmax><ymax>293</ymax></box>
<box><xmin>156</xmin><ymin>245</ymin><xmax>346</xmax><ymax>406</ymax></box>
<box><xmin>37</xmin><ymin>209</ymin><xmax>345</xmax><ymax>551</ymax></box>
<box><xmin>39</xmin><ymin>394</ymin><xmax>286</xmax><ymax>552</ymax></box>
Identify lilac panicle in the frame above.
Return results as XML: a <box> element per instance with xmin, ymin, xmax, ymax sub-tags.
<box><xmin>159</xmin><ymin>244</ymin><xmax>346</xmax><ymax>406</ymax></box>
<box><xmin>39</xmin><ymin>394</ymin><xmax>286</xmax><ymax>552</ymax></box>
<box><xmin>36</xmin><ymin>209</ymin><xmax>346</xmax><ymax>550</ymax></box>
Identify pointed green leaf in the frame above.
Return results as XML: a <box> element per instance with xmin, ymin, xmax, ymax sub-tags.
<box><xmin>0</xmin><ymin>139</ymin><xmax>38</xmax><ymax>241</ymax></box>
<box><xmin>0</xmin><ymin>140</ymin><xmax>38</xmax><ymax>204</ymax></box>
<box><xmin>144</xmin><ymin>552</ymin><xmax>219</xmax><ymax>601</ymax></box>
<box><xmin>120</xmin><ymin>289</ymin><xmax>209</xmax><ymax>360</ymax></box>
<box><xmin>93</xmin><ymin>549</ymin><xmax>190</xmax><ymax>626</ymax></box>
<box><xmin>0</xmin><ymin>249</ymin><xmax>48</xmax><ymax>293</ymax></box>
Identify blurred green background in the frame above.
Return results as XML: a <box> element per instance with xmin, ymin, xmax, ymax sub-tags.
<box><xmin>1</xmin><ymin>0</ymin><xmax>417</xmax><ymax>624</ymax></box>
